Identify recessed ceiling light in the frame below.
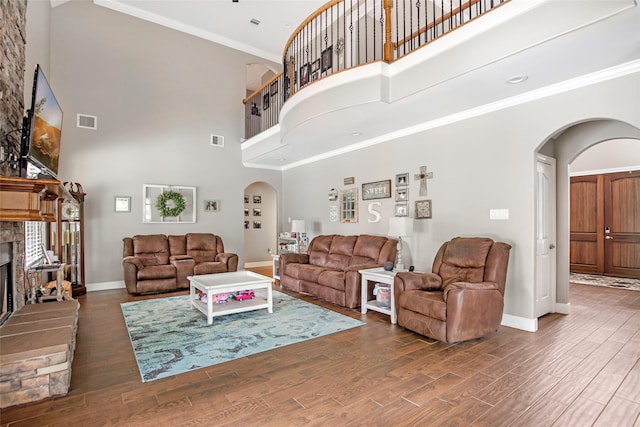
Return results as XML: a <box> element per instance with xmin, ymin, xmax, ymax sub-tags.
<box><xmin>350</xmin><ymin>131</ymin><xmax>362</xmax><ymax>136</ymax></box>
<box><xmin>250</xmin><ymin>18</ymin><xmax>261</xmax><ymax>26</ymax></box>
<box><xmin>507</xmin><ymin>75</ymin><xmax>528</xmax><ymax>84</ymax></box>
<box><xmin>277</xmin><ymin>158</ymin><xmax>286</xmax><ymax>162</ymax></box>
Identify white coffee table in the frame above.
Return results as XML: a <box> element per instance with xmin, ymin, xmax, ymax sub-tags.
<box><xmin>188</xmin><ymin>270</ymin><xmax>273</xmax><ymax>325</ymax></box>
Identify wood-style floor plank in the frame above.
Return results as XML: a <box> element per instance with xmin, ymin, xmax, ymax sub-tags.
<box><xmin>2</xmin><ymin>273</ymin><xmax>640</xmax><ymax>426</ymax></box>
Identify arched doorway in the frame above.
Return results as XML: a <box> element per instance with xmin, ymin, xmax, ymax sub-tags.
<box><xmin>537</xmin><ymin>119</ymin><xmax>640</xmax><ymax>316</ymax></box>
<box><xmin>243</xmin><ymin>182</ymin><xmax>277</xmax><ymax>268</ymax></box>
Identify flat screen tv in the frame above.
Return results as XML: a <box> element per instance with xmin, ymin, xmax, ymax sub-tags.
<box><xmin>21</xmin><ymin>64</ymin><xmax>63</xmax><ymax>178</ymax></box>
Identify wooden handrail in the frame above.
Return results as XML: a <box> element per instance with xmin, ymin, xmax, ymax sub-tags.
<box><xmin>242</xmin><ymin>71</ymin><xmax>284</xmax><ymax>105</ymax></box>
<box><xmin>282</xmin><ymin>0</ymin><xmax>345</xmax><ymax>63</ymax></box>
<box><xmin>393</xmin><ymin>0</ymin><xmax>489</xmax><ymax>49</ymax></box>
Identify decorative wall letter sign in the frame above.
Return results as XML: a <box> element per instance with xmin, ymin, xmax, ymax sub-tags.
<box><xmin>367</xmin><ymin>202</ymin><xmax>382</xmax><ymax>223</ymax></box>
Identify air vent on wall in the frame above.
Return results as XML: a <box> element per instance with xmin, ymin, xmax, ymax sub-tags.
<box><xmin>77</xmin><ymin>114</ymin><xmax>97</xmax><ymax>130</ymax></box>
<box><xmin>210</xmin><ymin>134</ymin><xmax>224</xmax><ymax>147</ymax></box>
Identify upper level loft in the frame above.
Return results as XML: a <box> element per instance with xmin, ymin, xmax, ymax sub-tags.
<box><xmin>241</xmin><ymin>0</ymin><xmax>640</xmax><ymax>170</ymax></box>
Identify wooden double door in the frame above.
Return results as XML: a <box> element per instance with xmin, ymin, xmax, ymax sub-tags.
<box><xmin>570</xmin><ymin>170</ymin><xmax>640</xmax><ymax>279</ymax></box>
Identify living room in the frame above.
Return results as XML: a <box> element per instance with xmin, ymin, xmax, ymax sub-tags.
<box><xmin>1</xmin><ymin>0</ymin><xmax>639</xmax><ymax>424</ymax></box>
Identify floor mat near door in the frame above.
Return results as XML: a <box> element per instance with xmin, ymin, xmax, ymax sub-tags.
<box><xmin>570</xmin><ymin>273</ymin><xmax>640</xmax><ymax>291</ymax></box>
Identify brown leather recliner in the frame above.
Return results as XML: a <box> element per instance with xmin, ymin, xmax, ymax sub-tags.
<box><xmin>394</xmin><ymin>237</ymin><xmax>512</xmax><ymax>343</ymax></box>
<box><xmin>122</xmin><ymin>233</ymin><xmax>238</xmax><ymax>295</ymax></box>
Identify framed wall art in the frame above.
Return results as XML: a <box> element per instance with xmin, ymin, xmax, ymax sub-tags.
<box><xmin>204</xmin><ymin>200</ymin><xmax>220</xmax><ymax>212</ymax></box>
<box><xmin>395</xmin><ymin>173</ymin><xmax>409</xmax><ymax>187</ymax></box>
<box><xmin>114</xmin><ymin>196</ymin><xmax>131</xmax><ymax>213</ymax></box>
<box><xmin>395</xmin><ymin>203</ymin><xmax>409</xmax><ymax>217</ymax></box>
<box><xmin>362</xmin><ymin>180</ymin><xmax>391</xmax><ymax>200</ymax></box>
<box><xmin>395</xmin><ymin>188</ymin><xmax>409</xmax><ymax>202</ymax></box>
<box><xmin>340</xmin><ymin>188</ymin><xmax>358</xmax><ymax>223</ymax></box>
<box><xmin>321</xmin><ymin>45</ymin><xmax>333</xmax><ymax>72</ymax></box>
<box><xmin>415</xmin><ymin>199</ymin><xmax>432</xmax><ymax>219</ymax></box>
<box><xmin>143</xmin><ymin>184</ymin><xmax>196</xmax><ymax>223</ymax></box>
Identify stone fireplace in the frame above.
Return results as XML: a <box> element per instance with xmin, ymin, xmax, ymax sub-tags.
<box><xmin>0</xmin><ymin>223</ymin><xmax>26</xmax><ymax>317</ymax></box>
<box><xmin>0</xmin><ymin>242</ymin><xmax>14</xmax><ymax>324</ymax></box>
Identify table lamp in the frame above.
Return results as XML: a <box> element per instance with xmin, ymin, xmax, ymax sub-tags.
<box><xmin>388</xmin><ymin>217</ymin><xmax>413</xmax><ymax>270</ymax></box>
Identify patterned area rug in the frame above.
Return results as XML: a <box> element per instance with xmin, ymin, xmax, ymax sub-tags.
<box><xmin>121</xmin><ymin>290</ymin><xmax>364</xmax><ymax>382</ymax></box>
<box><xmin>570</xmin><ymin>273</ymin><xmax>640</xmax><ymax>291</ymax></box>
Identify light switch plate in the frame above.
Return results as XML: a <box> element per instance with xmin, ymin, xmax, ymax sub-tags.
<box><xmin>490</xmin><ymin>209</ymin><xmax>509</xmax><ymax>220</ymax></box>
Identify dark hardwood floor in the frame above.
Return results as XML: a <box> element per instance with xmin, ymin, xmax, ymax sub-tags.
<box><xmin>2</xmin><ymin>267</ymin><xmax>640</xmax><ymax>426</ymax></box>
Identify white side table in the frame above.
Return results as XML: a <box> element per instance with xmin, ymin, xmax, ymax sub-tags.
<box><xmin>359</xmin><ymin>267</ymin><xmax>398</xmax><ymax>324</ymax></box>
<box><xmin>271</xmin><ymin>254</ymin><xmax>280</xmax><ymax>282</ymax></box>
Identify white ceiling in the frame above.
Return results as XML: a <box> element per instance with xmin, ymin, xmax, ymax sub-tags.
<box><xmin>80</xmin><ymin>0</ymin><xmax>640</xmax><ymax>169</ymax></box>
<box><xmin>92</xmin><ymin>0</ymin><xmax>326</xmax><ymax>63</ymax></box>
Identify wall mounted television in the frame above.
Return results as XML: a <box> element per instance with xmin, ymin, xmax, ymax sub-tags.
<box><xmin>21</xmin><ymin>64</ymin><xmax>63</xmax><ymax>178</ymax></box>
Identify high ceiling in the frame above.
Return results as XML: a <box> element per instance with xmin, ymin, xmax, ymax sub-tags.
<box><xmin>92</xmin><ymin>0</ymin><xmax>326</xmax><ymax>63</ymax></box>
<box><xmin>77</xmin><ymin>1</ymin><xmax>640</xmax><ymax>169</ymax></box>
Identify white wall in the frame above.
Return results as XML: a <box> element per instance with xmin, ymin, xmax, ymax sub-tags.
<box><xmin>24</xmin><ymin>0</ymin><xmax>51</xmax><ymax>104</ymax></box>
<box><xmin>243</xmin><ymin>181</ymin><xmax>278</xmax><ymax>264</ymax></box>
<box><xmin>282</xmin><ymin>71</ymin><xmax>640</xmax><ymax>323</ymax></box>
<box><xmin>569</xmin><ymin>139</ymin><xmax>640</xmax><ymax>175</ymax></box>
<box><xmin>43</xmin><ymin>1</ymin><xmax>281</xmax><ymax>284</ymax></box>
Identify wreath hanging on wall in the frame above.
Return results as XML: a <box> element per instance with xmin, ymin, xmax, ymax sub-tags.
<box><xmin>156</xmin><ymin>190</ymin><xmax>186</xmax><ymax>217</ymax></box>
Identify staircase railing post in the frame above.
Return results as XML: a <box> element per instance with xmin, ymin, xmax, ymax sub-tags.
<box><xmin>383</xmin><ymin>0</ymin><xmax>394</xmax><ymax>63</ymax></box>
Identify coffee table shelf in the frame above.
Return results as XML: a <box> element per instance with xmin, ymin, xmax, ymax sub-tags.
<box><xmin>188</xmin><ymin>270</ymin><xmax>273</xmax><ymax>325</ymax></box>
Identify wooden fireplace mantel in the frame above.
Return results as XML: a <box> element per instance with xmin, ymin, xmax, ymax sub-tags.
<box><xmin>0</xmin><ymin>176</ymin><xmax>61</xmax><ymax>222</ymax></box>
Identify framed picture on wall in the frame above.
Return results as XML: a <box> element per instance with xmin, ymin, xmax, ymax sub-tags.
<box><xmin>415</xmin><ymin>199</ymin><xmax>432</xmax><ymax>219</ymax></box>
<box><xmin>321</xmin><ymin>45</ymin><xmax>333</xmax><ymax>72</ymax></box>
<box><xmin>395</xmin><ymin>188</ymin><xmax>408</xmax><ymax>202</ymax></box>
<box><xmin>395</xmin><ymin>173</ymin><xmax>409</xmax><ymax>187</ymax></box>
<box><xmin>204</xmin><ymin>200</ymin><xmax>220</xmax><ymax>212</ymax></box>
<box><xmin>253</xmin><ymin>195</ymin><xmax>262</xmax><ymax>204</ymax></box>
<box><xmin>395</xmin><ymin>203</ymin><xmax>408</xmax><ymax>217</ymax></box>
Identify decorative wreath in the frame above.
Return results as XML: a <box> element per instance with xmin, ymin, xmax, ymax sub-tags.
<box><xmin>156</xmin><ymin>190</ymin><xmax>186</xmax><ymax>217</ymax></box>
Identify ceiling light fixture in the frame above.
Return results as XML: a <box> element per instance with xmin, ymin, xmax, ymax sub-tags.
<box><xmin>507</xmin><ymin>75</ymin><xmax>528</xmax><ymax>84</ymax></box>
<box><xmin>250</xmin><ymin>18</ymin><xmax>261</xmax><ymax>26</ymax></box>
<box><xmin>350</xmin><ymin>131</ymin><xmax>362</xmax><ymax>136</ymax></box>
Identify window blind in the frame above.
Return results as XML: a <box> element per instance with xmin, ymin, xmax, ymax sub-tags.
<box><xmin>24</xmin><ymin>221</ymin><xmax>44</xmax><ymax>267</ymax></box>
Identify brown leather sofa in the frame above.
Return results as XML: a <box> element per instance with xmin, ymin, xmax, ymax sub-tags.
<box><xmin>394</xmin><ymin>237</ymin><xmax>511</xmax><ymax>343</ymax></box>
<box><xmin>122</xmin><ymin>233</ymin><xmax>238</xmax><ymax>294</ymax></box>
<box><xmin>279</xmin><ymin>234</ymin><xmax>397</xmax><ymax>308</ymax></box>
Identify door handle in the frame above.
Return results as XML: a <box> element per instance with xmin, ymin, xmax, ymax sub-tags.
<box><xmin>605</xmin><ymin>236</ymin><xmax>614</xmax><ymax>240</ymax></box>
<box><xmin>549</xmin><ymin>244</ymin><xmax>555</xmax><ymax>249</ymax></box>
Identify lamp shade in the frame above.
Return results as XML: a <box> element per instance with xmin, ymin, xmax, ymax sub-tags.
<box><xmin>388</xmin><ymin>217</ymin><xmax>413</xmax><ymax>237</ymax></box>
<box><xmin>291</xmin><ymin>220</ymin><xmax>306</xmax><ymax>233</ymax></box>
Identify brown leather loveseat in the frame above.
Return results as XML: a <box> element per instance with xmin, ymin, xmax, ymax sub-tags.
<box><xmin>394</xmin><ymin>237</ymin><xmax>511</xmax><ymax>343</ymax></box>
<box><xmin>279</xmin><ymin>234</ymin><xmax>397</xmax><ymax>308</ymax></box>
<box><xmin>122</xmin><ymin>233</ymin><xmax>238</xmax><ymax>294</ymax></box>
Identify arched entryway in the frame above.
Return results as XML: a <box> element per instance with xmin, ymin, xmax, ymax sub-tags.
<box><xmin>243</xmin><ymin>182</ymin><xmax>277</xmax><ymax>268</ymax></box>
<box><xmin>536</xmin><ymin>119</ymin><xmax>640</xmax><ymax>317</ymax></box>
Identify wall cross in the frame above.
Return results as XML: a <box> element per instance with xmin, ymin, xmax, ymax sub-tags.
<box><xmin>414</xmin><ymin>166</ymin><xmax>433</xmax><ymax>196</ymax></box>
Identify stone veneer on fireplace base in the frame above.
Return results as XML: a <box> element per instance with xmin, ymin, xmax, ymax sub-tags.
<box><xmin>0</xmin><ymin>299</ymin><xmax>79</xmax><ymax>408</ymax></box>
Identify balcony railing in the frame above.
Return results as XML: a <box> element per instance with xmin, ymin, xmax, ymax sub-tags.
<box><xmin>243</xmin><ymin>0</ymin><xmax>508</xmax><ymax>140</ymax></box>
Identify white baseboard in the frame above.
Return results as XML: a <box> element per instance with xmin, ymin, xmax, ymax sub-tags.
<box><xmin>554</xmin><ymin>302</ymin><xmax>571</xmax><ymax>315</ymax></box>
<box><xmin>501</xmin><ymin>313</ymin><xmax>538</xmax><ymax>332</ymax></box>
<box><xmin>244</xmin><ymin>261</ymin><xmax>272</xmax><ymax>268</ymax></box>
<box><xmin>86</xmin><ymin>281</ymin><xmax>125</xmax><ymax>292</ymax></box>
